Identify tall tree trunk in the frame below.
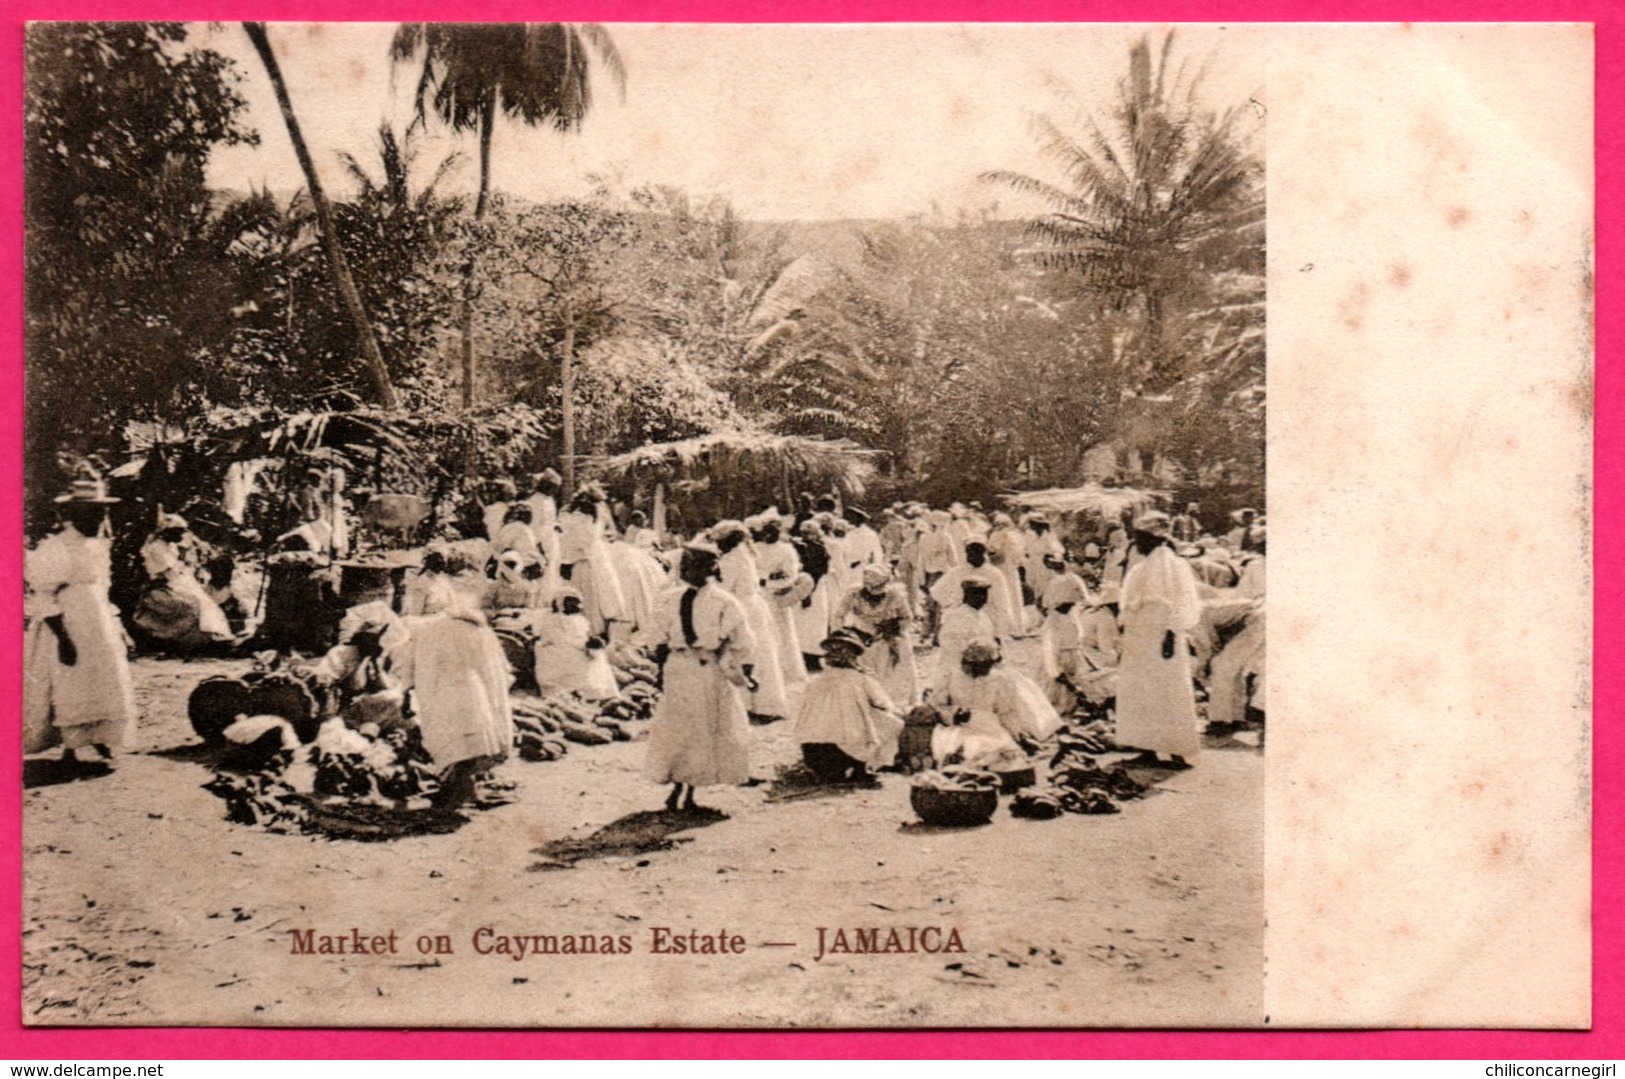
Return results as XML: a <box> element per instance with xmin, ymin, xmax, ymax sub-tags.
<box><xmin>561</xmin><ymin>317</ymin><xmax>577</xmax><ymax>494</ymax></box>
<box><xmin>243</xmin><ymin>23</ymin><xmax>398</xmax><ymax>411</ymax></box>
<box><xmin>460</xmin><ymin>95</ymin><xmax>497</xmax><ymax>411</ymax></box>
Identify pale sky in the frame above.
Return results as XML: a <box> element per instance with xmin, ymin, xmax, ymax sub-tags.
<box><xmin>195</xmin><ymin>22</ymin><xmax>1264</xmax><ymax>221</ymax></box>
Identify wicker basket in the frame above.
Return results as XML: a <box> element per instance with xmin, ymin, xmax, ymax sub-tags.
<box><xmin>247</xmin><ymin>673</ymin><xmax>321</xmax><ymax>743</ymax></box>
<box><xmin>188</xmin><ymin>677</ymin><xmax>254</xmax><ymax>743</ymax></box>
<box><xmin>910</xmin><ymin>785</ymin><xmax>998</xmax><ymax>827</ymax></box>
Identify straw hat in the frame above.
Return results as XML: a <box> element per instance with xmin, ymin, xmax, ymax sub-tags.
<box><xmin>55</xmin><ymin>470</ymin><xmax>119</xmax><ymax>504</ymax></box>
<box><xmin>821</xmin><ymin>629</ymin><xmax>867</xmax><ymax>654</ymax></box>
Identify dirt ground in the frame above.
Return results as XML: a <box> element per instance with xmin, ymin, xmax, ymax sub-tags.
<box><xmin>23</xmin><ymin>642</ymin><xmax>1263</xmax><ymax>1029</ymax></box>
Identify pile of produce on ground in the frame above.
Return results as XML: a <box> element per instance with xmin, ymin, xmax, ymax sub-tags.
<box><xmin>1049</xmin><ymin>721</ymin><xmax>1116</xmax><ymax>760</ymax></box>
<box><xmin>511</xmin><ymin>644</ymin><xmax>661</xmax><ymax>763</ymax></box>
<box><xmin>201</xmin><ymin>718</ymin><xmax>449</xmax><ymax>838</ymax></box>
<box><xmin>194</xmin><ymin>635</ymin><xmax>666</xmax><ymax>832</ymax></box>
<box><xmin>1010</xmin><ymin>734</ymin><xmax>1150</xmax><ymax>820</ymax></box>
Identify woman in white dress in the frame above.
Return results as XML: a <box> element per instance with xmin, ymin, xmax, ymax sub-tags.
<box><xmin>929</xmin><ymin>639</ymin><xmax>1060</xmax><ymax>772</ymax></box>
<box><xmin>645</xmin><ymin>544</ymin><xmax>758</xmax><ymax>813</ymax></box>
<box><xmin>749</xmin><ymin>510</ymin><xmax>807</xmax><ymax>689</ymax></box>
<box><xmin>133</xmin><ymin>512</ymin><xmax>233</xmax><ymax>650</ymax></box>
<box><xmin>1115</xmin><ymin>512</ymin><xmax>1202</xmax><ymax>766</ymax></box>
<box><xmin>23</xmin><ymin>475</ymin><xmax>137</xmax><ymax>765</ymax></box>
<box><xmin>398</xmin><ymin>575</ymin><xmax>514</xmax><ymax>807</ymax></box>
<box><xmin>713</xmin><ymin>521</ymin><xmax>790</xmax><ymax>720</ymax></box>
<box><xmin>791</xmin><ymin>520</ymin><xmax>834</xmax><ymax>672</ymax></box>
<box><xmin>557</xmin><ymin>490</ymin><xmax>628</xmax><ymax>638</ymax></box>
<box><xmin>792</xmin><ymin>629</ymin><xmax>902</xmax><ymax>781</ymax></box>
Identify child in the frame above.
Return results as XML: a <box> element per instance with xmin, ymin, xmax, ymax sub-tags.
<box><xmin>792</xmin><ymin>630</ymin><xmax>904</xmax><ymax>782</ymax></box>
<box><xmin>534</xmin><ymin>587</ymin><xmax>619</xmax><ymax>701</ymax></box>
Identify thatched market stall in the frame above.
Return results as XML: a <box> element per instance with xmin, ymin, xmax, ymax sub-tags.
<box><xmin>583</xmin><ymin>431</ymin><xmax>880</xmax><ymax>534</ymax></box>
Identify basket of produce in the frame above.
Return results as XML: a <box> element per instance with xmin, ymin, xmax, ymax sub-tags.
<box><xmin>187</xmin><ymin>669</ymin><xmax>320</xmax><ymax>745</ymax></box>
<box><xmin>910</xmin><ymin>769</ymin><xmax>999</xmax><ymax>827</ymax></box>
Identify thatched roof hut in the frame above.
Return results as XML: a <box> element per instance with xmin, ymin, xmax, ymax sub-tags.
<box><xmin>584</xmin><ymin>431</ymin><xmax>880</xmax><ymax>524</ymax></box>
<box><xmin>1004</xmin><ymin>483</ymin><xmax>1168</xmax><ymax>530</ymax></box>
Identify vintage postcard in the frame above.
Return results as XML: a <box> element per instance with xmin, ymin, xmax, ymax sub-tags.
<box><xmin>18</xmin><ymin>21</ymin><xmax>1590</xmax><ymax>1028</ymax></box>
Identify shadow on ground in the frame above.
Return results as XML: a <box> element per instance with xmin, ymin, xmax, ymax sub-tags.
<box><xmin>529</xmin><ymin>807</ymin><xmax>728</xmax><ymax>870</ymax></box>
<box><xmin>23</xmin><ymin>757</ymin><xmax>114</xmax><ymax>788</ymax></box>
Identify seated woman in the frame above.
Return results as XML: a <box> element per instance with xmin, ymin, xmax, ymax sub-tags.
<box><xmin>929</xmin><ymin>639</ymin><xmax>1061</xmax><ymax>773</ymax></box>
<box><xmin>132</xmin><ymin>513</ymin><xmax>234</xmax><ymax>652</ymax></box>
<box><xmin>300</xmin><ymin>602</ymin><xmax>412</xmax><ymax>733</ymax></box>
<box><xmin>792</xmin><ymin>630</ymin><xmax>904</xmax><ymax>783</ymax></box>
<box><xmin>533</xmin><ymin>587</ymin><xmax>619</xmax><ymax>701</ymax></box>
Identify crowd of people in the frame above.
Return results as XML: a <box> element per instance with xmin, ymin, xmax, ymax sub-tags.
<box><xmin>23</xmin><ymin>463</ymin><xmax>1267</xmax><ymax>817</ymax></box>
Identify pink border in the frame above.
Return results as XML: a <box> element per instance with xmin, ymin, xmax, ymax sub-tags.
<box><xmin>0</xmin><ymin>1</ymin><xmax>1611</xmax><ymax>1060</ymax></box>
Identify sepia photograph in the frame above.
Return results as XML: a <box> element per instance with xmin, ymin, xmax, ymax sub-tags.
<box><xmin>18</xmin><ymin>18</ymin><xmax>1585</xmax><ymax>1034</ymax></box>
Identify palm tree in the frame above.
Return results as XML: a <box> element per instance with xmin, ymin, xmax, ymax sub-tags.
<box><xmin>337</xmin><ymin>122</ymin><xmax>463</xmax><ymax>216</ymax></box>
<box><xmin>241</xmin><ymin>22</ymin><xmax>399</xmax><ymax>409</ymax></box>
<box><xmin>390</xmin><ymin>23</ymin><xmax>627</xmax><ymax>413</ymax></box>
<box><xmin>983</xmin><ymin>31</ymin><xmax>1262</xmax><ymax>393</ymax></box>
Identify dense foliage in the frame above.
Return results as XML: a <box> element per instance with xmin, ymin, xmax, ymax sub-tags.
<box><xmin>25</xmin><ymin>25</ymin><xmax>1265</xmax><ymax>531</ymax></box>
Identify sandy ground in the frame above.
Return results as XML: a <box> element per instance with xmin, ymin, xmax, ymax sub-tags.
<box><xmin>23</xmin><ymin>643</ymin><xmax>1262</xmax><ymax>1029</ymax></box>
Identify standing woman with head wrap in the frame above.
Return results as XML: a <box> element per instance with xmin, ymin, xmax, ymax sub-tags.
<box><xmin>1115</xmin><ymin>512</ymin><xmax>1203</xmax><ymax>768</ymax></box>
<box><xmin>644</xmin><ymin>543</ymin><xmax>758</xmax><ymax>814</ymax></box>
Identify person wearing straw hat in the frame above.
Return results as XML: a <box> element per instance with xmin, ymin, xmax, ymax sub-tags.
<box><xmin>936</xmin><ymin>576</ymin><xmax>1000</xmax><ymax>675</ymax></box>
<box><xmin>1116</xmin><ymin>511</ymin><xmax>1202</xmax><ymax>767</ymax></box>
<box><xmin>644</xmin><ymin>542</ymin><xmax>759</xmax><ymax>814</ymax></box>
<box><xmin>133</xmin><ymin>510</ymin><xmax>234</xmax><ymax>652</ymax></box>
<box><xmin>792</xmin><ymin>629</ymin><xmax>903</xmax><ymax>783</ymax></box>
<box><xmin>23</xmin><ymin>470</ymin><xmax>137</xmax><ymax>766</ymax></box>
<box><xmin>930</xmin><ymin>539</ymin><xmax>1018</xmax><ymax>640</ymax></box>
